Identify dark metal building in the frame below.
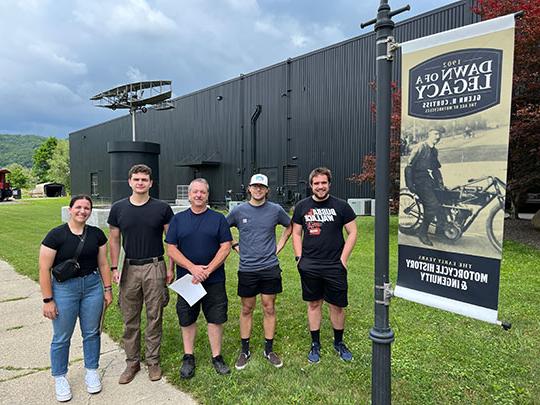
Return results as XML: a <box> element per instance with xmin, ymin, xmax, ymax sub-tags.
<box><xmin>70</xmin><ymin>1</ymin><xmax>479</xmax><ymax>205</ymax></box>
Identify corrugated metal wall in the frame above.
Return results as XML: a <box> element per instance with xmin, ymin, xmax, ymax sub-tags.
<box><xmin>70</xmin><ymin>0</ymin><xmax>479</xmax><ymax>205</ymax></box>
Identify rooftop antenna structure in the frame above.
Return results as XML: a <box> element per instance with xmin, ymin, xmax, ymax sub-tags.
<box><xmin>90</xmin><ymin>80</ymin><xmax>174</xmax><ymax>142</ymax></box>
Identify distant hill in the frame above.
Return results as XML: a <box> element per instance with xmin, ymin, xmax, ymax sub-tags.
<box><xmin>0</xmin><ymin>134</ymin><xmax>47</xmax><ymax>168</ymax></box>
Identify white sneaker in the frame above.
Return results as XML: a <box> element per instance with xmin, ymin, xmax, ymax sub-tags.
<box><xmin>85</xmin><ymin>369</ymin><xmax>102</xmax><ymax>394</ymax></box>
<box><xmin>54</xmin><ymin>375</ymin><xmax>72</xmax><ymax>402</ymax></box>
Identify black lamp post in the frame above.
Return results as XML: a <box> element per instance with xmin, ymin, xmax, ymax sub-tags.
<box><xmin>361</xmin><ymin>1</ymin><xmax>409</xmax><ymax>404</ymax></box>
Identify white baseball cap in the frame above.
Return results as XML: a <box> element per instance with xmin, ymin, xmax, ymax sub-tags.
<box><xmin>249</xmin><ymin>173</ymin><xmax>268</xmax><ymax>187</ymax></box>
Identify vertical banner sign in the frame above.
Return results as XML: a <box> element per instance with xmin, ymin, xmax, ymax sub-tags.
<box><xmin>395</xmin><ymin>14</ymin><xmax>515</xmax><ymax>323</ymax></box>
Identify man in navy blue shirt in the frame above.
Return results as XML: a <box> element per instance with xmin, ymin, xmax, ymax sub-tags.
<box><xmin>166</xmin><ymin>178</ymin><xmax>232</xmax><ymax>379</ymax></box>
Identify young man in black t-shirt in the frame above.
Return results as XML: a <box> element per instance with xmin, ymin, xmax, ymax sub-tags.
<box><xmin>292</xmin><ymin>167</ymin><xmax>357</xmax><ymax>363</ymax></box>
<box><xmin>107</xmin><ymin>164</ymin><xmax>174</xmax><ymax>384</ymax></box>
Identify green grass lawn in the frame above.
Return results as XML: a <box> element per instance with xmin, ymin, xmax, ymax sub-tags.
<box><xmin>1</xmin><ymin>198</ymin><xmax>538</xmax><ymax>404</ymax></box>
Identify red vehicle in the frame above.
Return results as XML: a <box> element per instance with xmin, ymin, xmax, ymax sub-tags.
<box><xmin>0</xmin><ymin>168</ymin><xmax>13</xmax><ymax>202</ymax></box>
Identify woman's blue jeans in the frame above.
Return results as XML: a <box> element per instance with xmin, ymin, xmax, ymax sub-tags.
<box><xmin>51</xmin><ymin>271</ymin><xmax>104</xmax><ymax>376</ymax></box>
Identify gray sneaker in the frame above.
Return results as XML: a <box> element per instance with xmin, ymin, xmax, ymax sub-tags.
<box><xmin>235</xmin><ymin>351</ymin><xmax>251</xmax><ymax>370</ymax></box>
<box><xmin>263</xmin><ymin>351</ymin><xmax>283</xmax><ymax>368</ymax></box>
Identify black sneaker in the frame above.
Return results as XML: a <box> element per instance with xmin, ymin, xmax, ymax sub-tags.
<box><xmin>263</xmin><ymin>351</ymin><xmax>283</xmax><ymax>368</ymax></box>
<box><xmin>180</xmin><ymin>354</ymin><xmax>195</xmax><ymax>379</ymax></box>
<box><xmin>212</xmin><ymin>355</ymin><xmax>231</xmax><ymax>375</ymax></box>
<box><xmin>235</xmin><ymin>351</ymin><xmax>251</xmax><ymax>370</ymax></box>
<box><xmin>334</xmin><ymin>341</ymin><xmax>353</xmax><ymax>362</ymax></box>
<box><xmin>307</xmin><ymin>342</ymin><xmax>321</xmax><ymax>363</ymax></box>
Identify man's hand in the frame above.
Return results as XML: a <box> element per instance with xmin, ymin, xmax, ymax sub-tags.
<box><xmin>190</xmin><ymin>264</ymin><xmax>209</xmax><ymax>284</ymax></box>
<box><xmin>166</xmin><ymin>267</ymin><xmax>174</xmax><ymax>284</ymax></box>
<box><xmin>112</xmin><ymin>269</ymin><xmax>120</xmax><ymax>284</ymax></box>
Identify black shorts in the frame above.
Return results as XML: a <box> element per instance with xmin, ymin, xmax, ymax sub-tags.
<box><xmin>176</xmin><ymin>282</ymin><xmax>228</xmax><ymax>327</ymax></box>
<box><xmin>297</xmin><ymin>258</ymin><xmax>348</xmax><ymax>307</ymax></box>
<box><xmin>237</xmin><ymin>265</ymin><xmax>283</xmax><ymax>297</ymax></box>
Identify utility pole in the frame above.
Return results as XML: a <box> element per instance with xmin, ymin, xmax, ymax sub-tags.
<box><xmin>361</xmin><ymin>1</ymin><xmax>409</xmax><ymax>404</ymax></box>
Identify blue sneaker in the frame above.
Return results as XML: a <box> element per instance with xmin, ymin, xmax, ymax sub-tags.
<box><xmin>307</xmin><ymin>342</ymin><xmax>321</xmax><ymax>363</ymax></box>
<box><xmin>334</xmin><ymin>341</ymin><xmax>353</xmax><ymax>362</ymax></box>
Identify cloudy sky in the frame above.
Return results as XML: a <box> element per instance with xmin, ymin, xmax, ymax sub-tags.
<box><xmin>0</xmin><ymin>0</ymin><xmax>455</xmax><ymax>138</ymax></box>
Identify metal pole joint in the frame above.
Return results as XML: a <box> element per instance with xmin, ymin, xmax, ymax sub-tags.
<box><xmin>375</xmin><ymin>282</ymin><xmax>394</xmax><ymax>306</ymax></box>
<box><xmin>369</xmin><ymin>327</ymin><xmax>395</xmax><ymax>345</ymax></box>
<box><xmin>376</xmin><ymin>36</ymin><xmax>399</xmax><ymax>61</ymax></box>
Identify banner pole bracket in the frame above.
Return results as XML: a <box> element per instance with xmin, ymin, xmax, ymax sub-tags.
<box><xmin>376</xmin><ymin>36</ymin><xmax>399</xmax><ymax>61</ymax></box>
<box><xmin>375</xmin><ymin>282</ymin><xmax>394</xmax><ymax>306</ymax></box>
<box><xmin>497</xmin><ymin>320</ymin><xmax>512</xmax><ymax>331</ymax></box>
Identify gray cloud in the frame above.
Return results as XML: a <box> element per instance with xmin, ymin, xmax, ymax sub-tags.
<box><xmin>0</xmin><ymin>0</ymin><xmax>454</xmax><ymax>137</ymax></box>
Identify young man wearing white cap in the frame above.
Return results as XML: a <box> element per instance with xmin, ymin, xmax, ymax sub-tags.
<box><xmin>227</xmin><ymin>173</ymin><xmax>292</xmax><ymax>369</ymax></box>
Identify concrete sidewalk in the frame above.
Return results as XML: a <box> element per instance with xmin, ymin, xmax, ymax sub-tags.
<box><xmin>0</xmin><ymin>260</ymin><xmax>197</xmax><ymax>405</ymax></box>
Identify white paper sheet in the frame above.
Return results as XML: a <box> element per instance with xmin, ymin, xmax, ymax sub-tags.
<box><xmin>168</xmin><ymin>274</ymin><xmax>207</xmax><ymax>306</ymax></box>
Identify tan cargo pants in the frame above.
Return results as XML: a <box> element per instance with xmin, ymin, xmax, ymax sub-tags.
<box><xmin>119</xmin><ymin>260</ymin><xmax>168</xmax><ymax>366</ymax></box>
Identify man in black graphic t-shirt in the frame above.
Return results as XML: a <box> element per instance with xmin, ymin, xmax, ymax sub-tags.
<box><xmin>292</xmin><ymin>167</ymin><xmax>357</xmax><ymax>364</ymax></box>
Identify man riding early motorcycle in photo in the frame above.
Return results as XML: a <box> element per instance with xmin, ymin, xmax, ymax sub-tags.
<box><xmin>404</xmin><ymin>127</ymin><xmax>446</xmax><ymax>247</ymax></box>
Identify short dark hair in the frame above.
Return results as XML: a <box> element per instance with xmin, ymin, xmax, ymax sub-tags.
<box><xmin>69</xmin><ymin>194</ymin><xmax>93</xmax><ymax>209</ymax></box>
<box><xmin>128</xmin><ymin>164</ymin><xmax>152</xmax><ymax>180</ymax></box>
<box><xmin>309</xmin><ymin>167</ymin><xmax>332</xmax><ymax>185</ymax></box>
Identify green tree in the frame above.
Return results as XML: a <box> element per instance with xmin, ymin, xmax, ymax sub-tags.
<box><xmin>0</xmin><ymin>134</ymin><xmax>46</xmax><ymax>168</ymax></box>
<box><xmin>473</xmin><ymin>0</ymin><xmax>540</xmax><ymax>217</ymax></box>
<box><xmin>48</xmin><ymin>140</ymin><xmax>71</xmax><ymax>193</ymax></box>
<box><xmin>32</xmin><ymin>137</ymin><xmax>58</xmax><ymax>182</ymax></box>
<box><xmin>5</xmin><ymin>163</ymin><xmax>33</xmax><ymax>189</ymax></box>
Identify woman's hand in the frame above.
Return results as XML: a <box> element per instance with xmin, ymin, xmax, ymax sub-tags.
<box><xmin>43</xmin><ymin>301</ymin><xmax>58</xmax><ymax>320</ymax></box>
<box><xmin>104</xmin><ymin>290</ymin><xmax>113</xmax><ymax>307</ymax></box>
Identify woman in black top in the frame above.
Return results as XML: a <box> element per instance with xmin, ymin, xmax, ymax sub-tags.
<box><xmin>39</xmin><ymin>195</ymin><xmax>112</xmax><ymax>402</ymax></box>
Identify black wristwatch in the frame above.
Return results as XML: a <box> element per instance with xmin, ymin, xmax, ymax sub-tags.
<box><xmin>43</xmin><ymin>297</ymin><xmax>54</xmax><ymax>303</ymax></box>
<box><xmin>295</xmin><ymin>256</ymin><xmax>301</xmax><ymax>262</ymax></box>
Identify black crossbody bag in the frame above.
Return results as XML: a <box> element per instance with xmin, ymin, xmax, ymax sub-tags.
<box><xmin>51</xmin><ymin>226</ymin><xmax>87</xmax><ymax>282</ymax></box>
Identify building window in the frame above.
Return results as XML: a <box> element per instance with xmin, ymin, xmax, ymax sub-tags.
<box><xmin>90</xmin><ymin>173</ymin><xmax>99</xmax><ymax>196</ymax></box>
